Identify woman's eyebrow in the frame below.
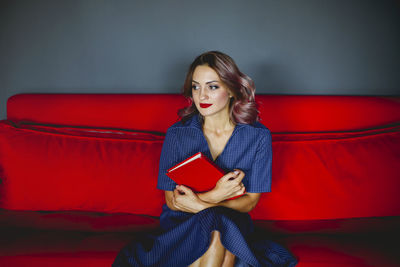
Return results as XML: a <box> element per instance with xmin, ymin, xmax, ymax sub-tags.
<box><xmin>206</xmin><ymin>80</ymin><xmax>219</xmax><ymax>84</ymax></box>
<box><xmin>192</xmin><ymin>80</ymin><xmax>219</xmax><ymax>84</ymax></box>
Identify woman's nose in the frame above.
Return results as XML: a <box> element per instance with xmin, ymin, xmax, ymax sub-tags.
<box><xmin>199</xmin><ymin>89</ymin><xmax>208</xmax><ymax>100</ymax></box>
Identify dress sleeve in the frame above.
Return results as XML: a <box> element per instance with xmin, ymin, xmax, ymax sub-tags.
<box><xmin>245</xmin><ymin>129</ymin><xmax>272</xmax><ymax>193</ymax></box>
<box><xmin>157</xmin><ymin>128</ymin><xmax>179</xmax><ymax>191</ymax></box>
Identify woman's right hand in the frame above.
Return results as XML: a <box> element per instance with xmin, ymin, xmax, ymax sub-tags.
<box><xmin>200</xmin><ymin>169</ymin><xmax>246</xmax><ymax>203</ymax></box>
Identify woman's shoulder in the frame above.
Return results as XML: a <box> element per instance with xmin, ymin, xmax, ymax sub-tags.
<box><xmin>166</xmin><ymin>115</ymin><xmax>197</xmax><ymax>132</ymax></box>
<box><xmin>242</xmin><ymin>122</ymin><xmax>272</xmax><ymax>150</ymax></box>
<box><xmin>242</xmin><ymin>120</ymin><xmax>271</xmax><ymax>137</ymax></box>
<box><xmin>167</xmin><ymin>121</ymin><xmax>184</xmax><ymax>130</ymax></box>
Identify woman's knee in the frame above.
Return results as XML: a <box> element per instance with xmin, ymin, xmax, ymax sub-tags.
<box><xmin>210</xmin><ymin>230</ymin><xmax>222</xmax><ymax>246</ymax></box>
<box><xmin>210</xmin><ymin>231</ymin><xmax>236</xmax><ymax>267</ymax></box>
<box><xmin>208</xmin><ymin>231</ymin><xmax>226</xmax><ymax>256</ymax></box>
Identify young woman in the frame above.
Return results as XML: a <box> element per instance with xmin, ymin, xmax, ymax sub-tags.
<box><xmin>113</xmin><ymin>51</ymin><xmax>297</xmax><ymax>267</ymax></box>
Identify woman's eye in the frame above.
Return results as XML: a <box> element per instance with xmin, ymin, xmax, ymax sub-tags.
<box><xmin>192</xmin><ymin>85</ymin><xmax>199</xmax><ymax>90</ymax></box>
<box><xmin>209</xmin><ymin>85</ymin><xmax>219</xmax><ymax>90</ymax></box>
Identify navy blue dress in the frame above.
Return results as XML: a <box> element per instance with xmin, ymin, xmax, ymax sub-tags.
<box><xmin>113</xmin><ymin>114</ymin><xmax>297</xmax><ymax>267</ymax></box>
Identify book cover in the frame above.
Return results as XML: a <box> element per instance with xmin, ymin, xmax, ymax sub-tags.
<box><xmin>166</xmin><ymin>152</ymin><xmax>243</xmax><ymax>200</ymax></box>
<box><xmin>166</xmin><ymin>152</ymin><xmax>225</xmax><ymax>193</ymax></box>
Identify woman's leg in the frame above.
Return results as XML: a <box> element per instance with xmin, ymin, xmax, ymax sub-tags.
<box><xmin>189</xmin><ymin>230</ymin><xmax>227</xmax><ymax>267</ymax></box>
<box><xmin>222</xmin><ymin>250</ymin><xmax>235</xmax><ymax>267</ymax></box>
<box><xmin>189</xmin><ymin>257</ymin><xmax>201</xmax><ymax>267</ymax></box>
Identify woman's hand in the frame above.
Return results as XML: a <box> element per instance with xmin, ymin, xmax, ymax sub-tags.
<box><xmin>199</xmin><ymin>169</ymin><xmax>246</xmax><ymax>204</ymax></box>
<box><xmin>172</xmin><ymin>185</ymin><xmax>207</xmax><ymax>213</ymax></box>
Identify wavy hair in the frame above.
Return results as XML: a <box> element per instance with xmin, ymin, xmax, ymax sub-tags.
<box><xmin>178</xmin><ymin>51</ymin><xmax>259</xmax><ymax>124</ymax></box>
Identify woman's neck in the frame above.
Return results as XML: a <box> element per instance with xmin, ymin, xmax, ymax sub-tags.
<box><xmin>202</xmin><ymin>113</ymin><xmax>235</xmax><ymax>133</ymax></box>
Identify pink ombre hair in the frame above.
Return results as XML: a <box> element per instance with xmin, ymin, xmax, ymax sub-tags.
<box><xmin>178</xmin><ymin>51</ymin><xmax>259</xmax><ymax>124</ymax></box>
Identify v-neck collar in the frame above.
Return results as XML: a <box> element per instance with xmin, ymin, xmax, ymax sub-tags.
<box><xmin>187</xmin><ymin>113</ymin><xmax>245</xmax><ymax>162</ymax></box>
<box><xmin>188</xmin><ymin>113</ymin><xmax>245</xmax><ymax>131</ymax></box>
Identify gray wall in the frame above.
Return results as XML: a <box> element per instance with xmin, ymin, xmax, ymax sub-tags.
<box><xmin>1</xmin><ymin>0</ymin><xmax>400</xmax><ymax>120</ymax></box>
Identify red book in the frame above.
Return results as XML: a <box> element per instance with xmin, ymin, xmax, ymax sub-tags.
<box><xmin>166</xmin><ymin>152</ymin><xmax>225</xmax><ymax>193</ymax></box>
<box><xmin>166</xmin><ymin>152</ymin><xmax>245</xmax><ymax>200</ymax></box>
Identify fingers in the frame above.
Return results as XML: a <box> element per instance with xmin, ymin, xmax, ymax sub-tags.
<box><xmin>172</xmin><ymin>189</ymin><xmax>179</xmax><ymax>208</ymax></box>
<box><xmin>173</xmin><ymin>188</ymin><xmax>182</xmax><ymax>197</ymax></box>
<box><xmin>220</xmin><ymin>172</ymin><xmax>235</xmax><ymax>182</ymax></box>
<box><xmin>221</xmin><ymin>169</ymin><xmax>242</xmax><ymax>182</ymax></box>
<box><xmin>233</xmin><ymin>183</ymin><xmax>246</xmax><ymax>195</ymax></box>
<box><xmin>223</xmin><ymin>169</ymin><xmax>245</xmax><ymax>184</ymax></box>
<box><xmin>238</xmin><ymin>183</ymin><xmax>246</xmax><ymax>195</ymax></box>
<box><xmin>173</xmin><ymin>186</ymin><xmax>201</xmax><ymax>213</ymax></box>
<box><xmin>213</xmin><ymin>169</ymin><xmax>246</xmax><ymax>201</ymax></box>
<box><xmin>233</xmin><ymin>169</ymin><xmax>245</xmax><ymax>183</ymax></box>
<box><xmin>173</xmin><ymin>188</ymin><xmax>187</xmax><ymax>210</ymax></box>
<box><xmin>175</xmin><ymin>185</ymin><xmax>193</xmax><ymax>195</ymax></box>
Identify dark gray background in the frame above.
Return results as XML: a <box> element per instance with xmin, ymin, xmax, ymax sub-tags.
<box><xmin>1</xmin><ymin>0</ymin><xmax>399</xmax><ymax>120</ymax></box>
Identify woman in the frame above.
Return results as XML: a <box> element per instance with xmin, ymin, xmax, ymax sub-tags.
<box><xmin>113</xmin><ymin>51</ymin><xmax>297</xmax><ymax>267</ymax></box>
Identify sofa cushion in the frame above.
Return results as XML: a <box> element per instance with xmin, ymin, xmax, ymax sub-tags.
<box><xmin>1</xmin><ymin>209</ymin><xmax>398</xmax><ymax>236</ymax></box>
<box><xmin>250</xmin><ymin>124</ymin><xmax>400</xmax><ymax>220</ymax></box>
<box><xmin>0</xmin><ymin>209</ymin><xmax>159</xmax><ymax>233</ymax></box>
<box><xmin>1</xmin><ymin>120</ymin><xmax>399</xmax><ymax>220</ymax></box>
<box><xmin>0</xmin><ymin>120</ymin><xmax>165</xmax><ymax>216</ymax></box>
<box><xmin>254</xmin><ymin>216</ymin><xmax>400</xmax><ymax>235</ymax></box>
<box><xmin>280</xmin><ymin>233</ymin><xmax>400</xmax><ymax>267</ymax></box>
<box><xmin>6</xmin><ymin>94</ymin><xmax>187</xmax><ymax>133</ymax></box>
<box><xmin>0</xmin><ymin>228</ymin><xmax>127</xmax><ymax>267</ymax></box>
<box><xmin>0</xmin><ymin>227</ymin><xmax>399</xmax><ymax>267</ymax></box>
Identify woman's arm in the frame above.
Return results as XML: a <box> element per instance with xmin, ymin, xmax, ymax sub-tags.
<box><xmin>164</xmin><ymin>169</ymin><xmax>262</xmax><ymax>213</ymax></box>
<box><xmin>197</xmin><ymin>169</ymin><xmax>246</xmax><ymax>203</ymax></box>
<box><xmin>197</xmin><ymin>169</ymin><xmax>261</xmax><ymax>213</ymax></box>
<box><xmin>165</xmin><ymin>189</ymin><xmax>204</xmax><ymax>213</ymax></box>
<box><xmin>202</xmin><ymin>191</ymin><xmax>261</xmax><ymax>213</ymax></box>
<box><xmin>165</xmin><ymin>189</ymin><xmax>261</xmax><ymax>213</ymax></box>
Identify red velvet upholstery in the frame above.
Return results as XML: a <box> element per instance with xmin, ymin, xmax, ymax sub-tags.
<box><xmin>1</xmin><ymin>93</ymin><xmax>399</xmax><ymax>266</ymax></box>
<box><xmin>253</xmin><ymin>124</ymin><xmax>400</xmax><ymax>220</ymax></box>
<box><xmin>7</xmin><ymin>94</ymin><xmax>400</xmax><ymax>132</ymax></box>
<box><xmin>0</xmin><ymin>121</ymin><xmax>164</xmax><ymax>216</ymax></box>
<box><xmin>1</xmin><ymin>118</ymin><xmax>399</xmax><ymax>220</ymax></box>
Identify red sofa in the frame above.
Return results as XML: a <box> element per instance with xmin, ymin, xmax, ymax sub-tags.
<box><xmin>0</xmin><ymin>93</ymin><xmax>399</xmax><ymax>267</ymax></box>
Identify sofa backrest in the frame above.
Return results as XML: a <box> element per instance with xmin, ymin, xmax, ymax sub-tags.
<box><xmin>7</xmin><ymin>94</ymin><xmax>400</xmax><ymax>132</ymax></box>
<box><xmin>1</xmin><ymin>94</ymin><xmax>400</xmax><ymax>220</ymax></box>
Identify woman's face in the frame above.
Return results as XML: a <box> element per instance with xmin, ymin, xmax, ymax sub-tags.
<box><xmin>191</xmin><ymin>65</ymin><xmax>232</xmax><ymax>118</ymax></box>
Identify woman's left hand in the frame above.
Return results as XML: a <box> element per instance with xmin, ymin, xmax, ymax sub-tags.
<box><xmin>172</xmin><ymin>185</ymin><xmax>207</xmax><ymax>213</ymax></box>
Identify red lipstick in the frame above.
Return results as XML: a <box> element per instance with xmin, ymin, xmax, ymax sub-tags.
<box><xmin>200</xmin><ymin>103</ymin><xmax>213</xmax><ymax>108</ymax></box>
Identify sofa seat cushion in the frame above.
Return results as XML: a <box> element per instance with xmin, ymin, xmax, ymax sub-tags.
<box><xmin>0</xmin><ymin>209</ymin><xmax>159</xmax><ymax>233</ymax></box>
<box><xmin>0</xmin><ymin>227</ymin><xmax>399</xmax><ymax>267</ymax></box>
<box><xmin>255</xmin><ymin>215</ymin><xmax>400</xmax><ymax>235</ymax></box>
<box><xmin>0</xmin><ymin>228</ymin><xmax>128</xmax><ymax>267</ymax></box>
<box><xmin>1</xmin><ymin>209</ymin><xmax>398</xmax><ymax>235</ymax></box>
<box><xmin>282</xmin><ymin>233</ymin><xmax>400</xmax><ymax>267</ymax></box>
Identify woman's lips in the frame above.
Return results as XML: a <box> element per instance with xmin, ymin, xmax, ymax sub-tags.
<box><xmin>200</xmin><ymin>103</ymin><xmax>213</xmax><ymax>108</ymax></box>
